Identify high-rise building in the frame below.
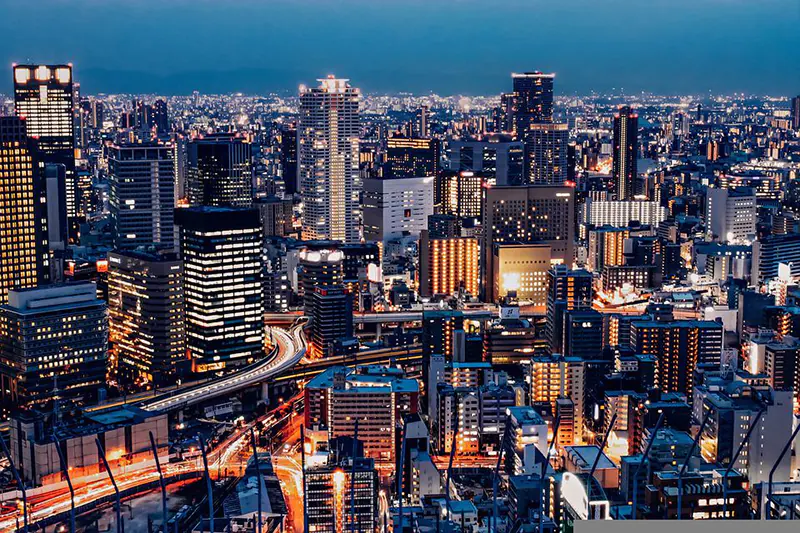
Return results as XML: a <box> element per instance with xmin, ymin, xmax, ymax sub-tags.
<box><xmin>152</xmin><ymin>99</ymin><xmax>169</xmax><ymax>134</ymax></box>
<box><xmin>705</xmin><ymin>186</ymin><xmax>757</xmax><ymax>244</ymax></box>
<box><xmin>511</xmin><ymin>72</ymin><xmax>554</xmax><ymax>132</ymax></box>
<box><xmin>13</xmin><ymin>64</ymin><xmax>77</xmax><ymax>241</ymax></box>
<box><xmin>530</xmin><ymin>354</ymin><xmax>586</xmax><ymax>445</ymax></box>
<box><xmin>524</xmin><ymin>122</ymin><xmax>569</xmax><ymax>184</ymax></box>
<box><xmin>447</xmin><ymin>136</ymin><xmax>524</xmax><ymax>186</ymax></box>
<box><xmin>419</xmin><ymin>230</ymin><xmax>479</xmax><ymax>298</ymax></box>
<box><xmin>439</xmin><ymin>170</ymin><xmax>488</xmax><ymax>223</ymax></box>
<box><xmin>107</xmin><ymin>250</ymin><xmax>184</xmax><ymax>388</ymax></box>
<box><xmin>0</xmin><ymin>283</ymin><xmax>107</xmax><ymax>411</ymax></box>
<box><xmin>298</xmin><ymin>77</ymin><xmax>361</xmax><ymax>243</ymax></box>
<box><xmin>278</xmin><ymin>124</ymin><xmax>298</xmax><ymax>195</ymax></box>
<box><xmin>791</xmin><ymin>95</ymin><xmax>800</xmax><ymax>131</ymax></box>
<box><xmin>305</xmin><ymin>437</ymin><xmax>379</xmax><ymax>533</ymax></box>
<box><xmin>752</xmin><ymin>233</ymin><xmax>800</xmax><ymax>283</ymax></box>
<box><xmin>0</xmin><ymin>117</ymin><xmax>50</xmax><ymax>304</ymax></box>
<box><xmin>582</xmin><ymin>199</ymin><xmax>667</xmax><ymax>230</ymax></box>
<box><xmin>422</xmin><ymin>310</ymin><xmax>464</xmax><ymax>360</ymax></box>
<box><xmin>482</xmin><ymin>185</ymin><xmax>575</xmax><ymax>299</ymax></box>
<box><xmin>304</xmin><ymin>365</ymin><xmax>419</xmax><ymax>463</ymax></box>
<box><xmin>545</xmin><ymin>265</ymin><xmax>593</xmax><ymax>354</ymax></box>
<box><xmin>630</xmin><ymin>320</ymin><xmax>723</xmax><ymax>399</ymax></box>
<box><xmin>562</xmin><ymin>309</ymin><xmax>604</xmax><ymax>359</ymax></box>
<box><xmin>489</xmin><ymin>243</ymin><xmax>551</xmax><ymax>306</ymax></box>
<box><xmin>414</xmin><ymin>105</ymin><xmax>430</xmax><ymax>138</ymax></box>
<box><xmin>187</xmin><ymin>133</ymin><xmax>252</xmax><ymax>208</ymax></box>
<box><xmin>384</xmin><ymin>136</ymin><xmax>439</xmax><ymax>179</ymax></box>
<box><xmin>254</xmin><ymin>195</ymin><xmax>293</xmax><ymax>238</ymax></box>
<box><xmin>362</xmin><ymin>176</ymin><xmax>434</xmax><ymax>241</ymax></box>
<box><xmin>176</xmin><ymin>207</ymin><xmax>264</xmax><ymax>374</ymax></box>
<box><xmin>108</xmin><ymin>141</ymin><xmax>176</xmax><ymax>251</ymax></box>
<box><xmin>612</xmin><ymin>106</ymin><xmax>639</xmax><ymax>200</ymax></box>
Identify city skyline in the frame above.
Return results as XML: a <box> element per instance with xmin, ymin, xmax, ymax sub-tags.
<box><xmin>1</xmin><ymin>0</ymin><xmax>798</xmax><ymax>96</ymax></box>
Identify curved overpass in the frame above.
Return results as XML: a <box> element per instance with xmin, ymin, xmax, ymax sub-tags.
<box><xmin>140</xmin><ymin>322</ymin><xmax>307</xmax><ymax>413</ymax></box>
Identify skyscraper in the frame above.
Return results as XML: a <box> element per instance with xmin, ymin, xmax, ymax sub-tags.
<box><xmin>511</xmin><ymin>72</ymin><xmax>555</xmax><ymax>131</ymax></box>
<box><xmin>384</xmin><ymin>136</ymin><xmax>439</xmax><ymax>179</ymax></box>
<box><xmin>108</xmin><ymin>250</ymin><xmax>185</xmax><ymax>388</ymax></box>
<box><xmin>0</xmin><ymin>282</ymin><xmax>107</xmax><ymax>411</ymax></box>
<box><xmin>524</xmin><ymin>123</ymin><xmax>569</xmax><ymax>184</ymax></box>
<box><xmin>187</xmin><ymin>133</ymin><xmax>253</xmax><ymax>208</ymax></box>
<box><xmin>791</xmin><ymin>95</ymin><xmax>800</xmax><ymax>131</ymax></box>
<box><xmin>109</xmin><ymin>141</ymin><xmax>176</xmax><ymax>251</ymax></box>
<box><xmin>612</xmin><ymin>106</ymin><xmax>639</xmax><ymax>200</ymax></box>
<box><xmin>279</xmin><ymin>124</ymin><xmax>298</xmax><ymax>194</ymax></box>
<box><xmin>298</xmin><ymin>76</ymin><xmax>361</xmax><ymax>243</ymax></box>
<box><xmin>176</xmin><ymin>207</ymin><xmax>264</xmax><ymax>374</ymax></box>
<box><xmin>13</xmin><ymin>64</ymin><xmax>77</xmax><ymax>241</ymax></box>
<box><xmin>545</xmin><ymin>265</ymin><xmax>593</xmax><ymax>354</ymax></box>
<box><xmin>0</xmin><ymin>117</ymin><xmax>51</xmax><ymax>304</ymax></box>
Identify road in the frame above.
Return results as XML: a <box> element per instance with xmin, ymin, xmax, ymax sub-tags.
<box><xmin>140</xmin><ymin>322</ymin><xmax>307</xmax><ymax>412</ymax></box>
<box><xmin>0</xmin><ymin>324</ymin><xmax>308</xmax><ymax>532</ymax></box>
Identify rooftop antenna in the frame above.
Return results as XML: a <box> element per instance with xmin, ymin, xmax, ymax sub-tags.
<box><xmin>54</xmin><ymin>439</ymin><xmax>76</xmax><ymax>533</ymax></box>
<box><xmin>149</xmin><ymin>431</ymin><xmax>169</xmax><ymax>533</ymax></box>
<box><xmin>95</xmin><ymin>437</ymin><xmax>124</xmax><ymax>533</ymax></box>
<box><xmin>249</xmin><ymin>427</ymin><xmax>263</xmax><ymax>533</ymax></box>
<box><xmin>0</xmin><ymin>437</ymin><xmax>27</xmax><ymax>533</ymax></box>
<box><xmin>198</xmin><ymin>434</ymin><xmax>215</xmax><ymax>533</ymax></box>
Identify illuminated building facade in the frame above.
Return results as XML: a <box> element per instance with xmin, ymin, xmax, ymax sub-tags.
<box><xmin>524</xmin><ymin>123</ymin><xmax>569</xmax><ymax>185</ymax></box>
<box><xmin>422</xmin><ymin>310</ymin><xmax>464</xmax><ymax>359</ymax></box>
<box><xmin>0</xmin><ymin>283</ymin><xmax>107</xmax><ymax>411</ymax></box>
<box><xmin>581</xmin><ymin>199</ymin><xmax>666</xmax><ymax>234</ymax></box>
<box><xmin>187</xmin><ymin>133</ymin><xmax>253</xmax><ymax>208</ymax></box>
<box><xmin>419</xmin><ymin>230</ymin><xmax>479</xmax><ymax>298</ymax></box>
<box><xmin>545</xmin><ymin>265</ymin><xmax>592</xmax><ymax>354</ymax></box>
<box><xmin>447</xmin><ymin>136</ymin><xmax>524</xmax><ymax>186</ymax></box>
<box><xmin>176</xmin><ymin>207</ymin><xmax>264</xmax><ymax>374</ymax></box>
<box><xmin>107</xmin><ymin>250</ymin><xmax>184</xmax><ymax>388</ymax></box>
<box><xmin>298</xmin><ymin>77</ymin><xmax>361</xmax><ymax>243</ymax></box>
<box><xmin>490</xmin><ymin>243</ymin><xmax>551</xmax><ymax>305</ymax></box>
<box><xmin>612</xmin><ymin>106</ymin><xmax>638</xmax><ymax>200</ymax></box>
<box><xmin>439</xmin><ymin>170</ymin><xmax>488</xmax><ymax>223</ymax></box>
<box><xmin>13</xmin><ymin>64</ymin><xmax>77</xmax><ymax>242</ymax></box>
<box><xmin>0</xmin><ymin>117</ymin><xmax>50</xmax><ymax>304</ymax></box>
<box><xmin>254</xmin><ymin>195</ymin><xmax>293</xmax><ymax>238</ymax></box>
<box><xmin>384</xmin><ymin>136</ymin><xmax>439</xmax><ymax>179</ymax></box>
<box><xmin>109</xmin><ymin>141</ymin><xmax>176</xmax><ymax>251</ymax></box>
<box><xmin>630</xmin><ymin>320</ymin><xmax>723</xmax><ymax>399</ymax></box>
<box><xmin>586</xmin><ymin>227</ymin><xmax>628</xmax><ymax>273</ymax></box>
<box><xmin>482</xmin><ymin>185</ymin><xmax>575</xmax><ymax>299</ymax></box>
<box><xmin>529</xmin><ymin>354</ymin><xmax>586</xmax><ymax>445</ymax></box>
<box><xmin>705</xmin><ymin>186</ymin><xmax>756</xmax><ymax>244</ymax></box>
<box><xmin>511</xmin><ymin>72</ymin><xmax>554</xmax><ymax>132</ymax></box>
<box><xmin>303</xmin><ymin>366</ymin><xmax>419</xmax><ymax>463</ymax></box>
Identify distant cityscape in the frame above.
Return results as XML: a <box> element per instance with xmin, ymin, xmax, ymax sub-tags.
<box><xmin>0</xmin><ymin>60</ymin><xmax>797</xmax><ymax>533</ymax></box>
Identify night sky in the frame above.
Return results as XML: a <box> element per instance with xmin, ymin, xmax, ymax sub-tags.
<box><xmin>1</xmin><ymin>0</ymin><xmax>798</xmax><ymax>95</ymax></box>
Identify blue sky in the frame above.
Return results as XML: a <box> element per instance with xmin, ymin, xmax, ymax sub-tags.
<box><xmin>1</xmin><ymin>0</ymin><xmax>798</xmax><ymax>95</ymax></box>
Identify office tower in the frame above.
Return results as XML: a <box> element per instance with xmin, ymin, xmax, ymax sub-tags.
<box><xmin>187</xmin><ymin>133</ymin><xmax>253</xmax><ymax>208</ymax></box>
<box><xmin>447</xmin><ymin>136</ymin><xmax>525</xmax><ymax>186</ymax></box>
<box><xmin>562</xmin><ymin>309</ymin><xmax>603</xmax><ymax>359</ymax></box>
<box><xmin>298</xmin><ymin>77</ymin><xmax>361</xmax><ymax>243</ymax></box>
<box><xmin>72</xmin><ymin>83</ymin><xmax>85</xmax><ymax>154</ymax></box>
<box><xmin>792</xmin><ymin>95</ymin><xmax>800</xmax><ymax>130</ymax></box>
<box><xmin>81</xmin><ymin>98</ymin><xmax>104</xmax><ymax>130</ymax></box>
<box><xmin>13</xmin><ymin>64</ymin><xmax>78</xmax><ymax>241</ymax></box>
<box><xmin>586</xmin><ymin>226</ymin><xmax>631</xmax><ymax>273</ymax></box>
<box><xmin>545</xmin><ymin>265</ymin><xmax>593</xmax><ymax>354</ymax></box>
<box><xmin>152</xmin><ymin>99</ymin><xmax>169</xmax><ymax>134</ymax></box>
<box><xmin>419</xmin><ymin>230</ymin><xmax>479</xmax><ymax>298</ymax></box>
<box><xmin>422</xmin><ymin>310</ymin><xmax>464</xmax><ymax>359</ymax></box>
<box><xmin>511</xmin><ymin>72</ymin><xmax>554</xmax><ymax>132</ymax></box>
<box><xmin>385</xmin><ymin>136</ymin><xmax>439</xmax><ymax>179</ymax></box>
<box><xmin>107</xmin><ymin>250</ymin><xmax>184</xmax><ymax>388</ymax></box>
<box><xmin>705</xmin><ymin>186</ymin><xmax>756</xmax><ymax>244</ymax></box>
<box><xmin>44</xmin><ymin>164</ymin><xmax>67</xmax><ymax>252</ymax></box>
<box><xmin>752</xmin><ymin>233</ymin><xmax>800</xmax><ymax>283</ymax></box>
<box><xmin>299</xmin><ymin>245</ymin><xmax>354</xmax><ymax>358</ymax></box>
<box><xmin>612</xmin><ymin>106</ymin><xmax>639</xmax><ymax>200</ymax></box>
<box><xmin>439</xmin><ymin>170</ymin><xmax>488</xmax><ymax>222</ymax></box>
<box><xmin>304</xmin><ymin>366</ymin><xmax>419</xmax><ymax>462</ymax></box>
<box><xmin>254</xmin><ymin>195</ymin><xmax>293</xmax><ymax>237</ymax></box>
<box><xmin>630</xmin><ymin>320</ymin><xmax>723</xmax><ymax>399</ymax></box>
<box><xmin>489</xmin><ymin>243</ymin><xmax>551</xmax><ymax>306</ymax></box>
<box><xmin>305</xmin><ymin>437</ymin><xmax>379</xmax><ymax>533</ymax></box>
<box><xmin>133</xmin><ymin>99</ymin><xmax>153</xmax><ymax>133</ymax></box>
<box><xmin>483</xmin><ymin>185</ymin><xmax>575</xmax><ymax>300</ymax></box>
<box><xmin>279</xmin><ymin>124</ymin><xmax>298</xmax><ymax>194</ymax></box>
<box><xmin>176</xmin><ymin>207</ymin><xmax>264</xmax><ymax>374</ymax></box>
<box><xmin>362</xmin><ymin>176</ymin><xmax>434</xmax><ymax>241</ymax></box>
<box><xmin>524</xmin><ymin>123</ymin><xmax>569</xmax><ymax>184</ymax></box>
<box><xmin>764</xmin><ymin>342</ymin><xmax>800</xmax><ymax>413</ymax></box>
<box><xmin>0</xmin><ymin>117</ymin><xmax>51</xmax><ymax>304</ymax></box>
<box><xmin>108</xmin><ymin>141</ymin><xmax>176</xmax><ymax>251</ymax></box>
<box><xmin>700</xmin><ymin>387</ymin><xmax>793</xmax><ymax>485</ymax></box>
<box><xmin>0</xmin><ymin>283</ymin><xmax>107</xmax><ymax>411</ymax></box>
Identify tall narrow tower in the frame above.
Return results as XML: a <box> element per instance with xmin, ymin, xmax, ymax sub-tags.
<box><xmin>612</xmin><ymin>105</ymin><xmax>639</xmax><ymax>200</ymax></box>
<box><xmin>298</xmin><ymin>76</ymin><xmax>361</xmax><ymax>243</ymax></box>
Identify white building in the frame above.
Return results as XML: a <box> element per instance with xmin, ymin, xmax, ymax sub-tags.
<box><xmin>582</xmin><ymin>199</ymin><xmax>667</xmax><ymax>230</ymax></box>
<box><xmin>705</xmin><ymin>186</ymin><xmax>756</xmax><ymax>244</ymax></box>
<box><xmin>362</xmin><ymin>176</ymin><xmax>434</xmax><ymax>241</ymax></box>
<box><xmin>298</xmin><ymin>76</ymin><xmax>361</xmax><ymax>243</ymax></box>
